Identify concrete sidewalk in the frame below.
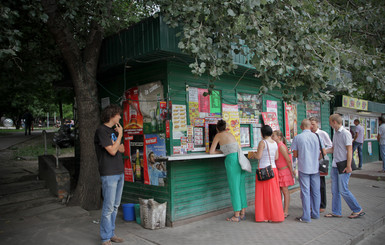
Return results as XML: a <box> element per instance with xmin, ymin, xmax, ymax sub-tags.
<box><xmin>1</xmin><ymin>162</ymin><xmax>384</xmax><ymax>245</ymax></box>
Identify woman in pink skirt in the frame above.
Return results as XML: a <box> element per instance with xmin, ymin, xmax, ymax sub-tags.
<box><xmin>249</xmin><ymin>125</ymin><xmax>284</xmax><ymax>222</ymax></box>
<box><xmin>272</xmin><ymin>130</ymin><xmax>294</xmax><ymax>218</ymax></box>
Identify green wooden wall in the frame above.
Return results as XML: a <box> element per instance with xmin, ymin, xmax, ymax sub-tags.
<box><xmin>168</xmin><ymin>157</ymin><xmax>257</xmax><ymax>223</ymax></box>
<box><xmin>98</xmin><ymin>59</ymin><xmax>334</xmax><ymax>225</ymax></box>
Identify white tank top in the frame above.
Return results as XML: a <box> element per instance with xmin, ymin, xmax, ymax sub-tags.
<box><xmin>259</xmin><ymin>140</ymin><xmax>277</xmax><ymax>169</ymax></box>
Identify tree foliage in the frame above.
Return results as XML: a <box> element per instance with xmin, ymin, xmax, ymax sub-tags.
<box><xmin>0</xmin><ymin>1</ymin><xmax>71</xmax><ymax>127</ymax></box>
<box><xmin>328</xmin><ymin>0</ymin><xmax>385</xmax><ymax>102</ymax></box>
<box><xmin>152</xmin><ymin>0</ymin><xmax>385</xmax><ymax>102</ymax></box>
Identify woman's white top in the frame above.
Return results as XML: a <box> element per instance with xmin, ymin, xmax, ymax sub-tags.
<box><xmin>259</xmin><ymin>140</ymin><xmax>278</xmax><ymax>169</ymax></box>
<box><xmin>220</xmin><ymin>142</ymin><xmax>239</xmax><ymax>156</ymax></box>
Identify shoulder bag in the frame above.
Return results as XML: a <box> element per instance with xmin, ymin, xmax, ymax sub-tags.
<box><xmin>315</xmin><ymin>133</ymin><xmax>329</xmax><ymax>174</ymax></box>
<box><xmin>256</xmin><ymin>140</ymin><xmax>275</xmax><ymax>181</ymax></box>
<box><xmin>238</xmin><ymin>147</ymin><xmax>252</xmax><ymax>172</ymax></box>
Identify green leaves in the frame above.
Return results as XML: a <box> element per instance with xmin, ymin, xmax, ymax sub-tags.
<box><xmin>154</xmin><ymin>0</ymin><xmax>385</xmax><ymax>103</ymax></box>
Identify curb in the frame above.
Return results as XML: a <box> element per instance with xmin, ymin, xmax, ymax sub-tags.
<box><xmin>347</xmin><ymin>216</ymin><xmax>385</xmax><ymax>245</ymax></box>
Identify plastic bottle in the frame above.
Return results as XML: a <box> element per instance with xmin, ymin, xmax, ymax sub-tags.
<box><xmin>150</xmin><ymin>110</ymin><xmax>156</xmax><ymax>133</ymax></box>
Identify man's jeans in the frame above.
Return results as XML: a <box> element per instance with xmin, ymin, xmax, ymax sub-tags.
<box><xmin>353</xmin><ymin>142</ymin><xmax>363</xmax><ymax>168</ymax></box>
<box><xmin>331</xmin><ymin>167</ymin><xmax>361</xmax><ymax>216</ymax></box>
<box><xmin>380</xmin><ymin>145</ymin><xmax>385</xmax><ymax>171</ymax></box>
<box><xmin>100</xmin><ymin>173</ymin><xmax>124</xmax><ymax>242</ymax></box>
<box><xmin>298</xmin><ymin>171</ymin><xmax>320</xmax><ymax>222</ymax></box>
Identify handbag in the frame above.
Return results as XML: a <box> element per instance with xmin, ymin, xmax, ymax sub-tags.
<box><xmin>238</xmin><ymin>147</ymin><xmax>252</xmax><ymax>172</ymax></box>
<box><xmin>337</xmin><ymin>159</ymin><xmax>357</xmax><ymax>174</ymax></box>
<box><xmin>315</xmin><ymin>133</ymin><xmax>329</xmax><ymax>174</ymax></box>
<box><xmin>256</xmin><ymin>140</ymin><xmax>275</xmax><ymax>181</ymax></box>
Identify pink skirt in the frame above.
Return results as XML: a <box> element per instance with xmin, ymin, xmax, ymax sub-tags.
<box><xmin>255</xmin><ymin>168</ymin><xmax>284</xmax><ymax>222</ymax></box>
<box><xmin>278</xmin><ymin>167</ymin><xmax>294</xmax><ymax>187</ymax></box>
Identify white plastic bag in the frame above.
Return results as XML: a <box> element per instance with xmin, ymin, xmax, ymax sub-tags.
<box><xmin>139</xmin><ymin>198</ymin><xmax>167</xmax><ymax>230</ymax></box>
<box><xmin>238</xmin><ymin>147</ymin><xmax>252</xmax><ymax>172</ymax></box>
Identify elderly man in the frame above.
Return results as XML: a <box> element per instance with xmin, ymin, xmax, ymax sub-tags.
<box><xmin>325</xmin><ymin>114</ymin><xmax>364</xmax><ymax>219</ymax></box>
<box><xmin>309</xmin><ymin>117</ymin><xmax>332</xmax><ymax>213</ymax></box>
<box><xmin>291</xmin><ymin>119</ymin><xmax>325</xmax><ymax>223</ymax></box>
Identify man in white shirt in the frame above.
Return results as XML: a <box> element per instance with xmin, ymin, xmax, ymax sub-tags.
<box><xmin>309</xmin><ymin>117</ymin><xmax>332</xmax><ymax>213</ymax></box>
<box><xmin>325</xmin><ymin>114</ymin><xmax>364</xmax><ymax>219</ymax></box>
<box><xmin>353</xmin><ymin>119</ymin><xmax>364</xmax><ymax>169</ymax></box>
<box><xmin>378</xmin><ymin>116</ymin><xmax>385</xmax><ymax>173</ymax></box>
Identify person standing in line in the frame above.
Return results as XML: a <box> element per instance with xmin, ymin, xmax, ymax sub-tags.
<box><xmin>94</xmin><ymin>104</ymin><xmax>125</xmax><ymax>245</ymax></box>
<box><xmin>309</xmin><ymin>117</ymin><xmax>333</xmax><ymax>213</ymax></box>
<box><xmin>291</xmin><ymin>119</ymin><xmax>325</xmax><ymax>223</ymax></box>
<box><xmin>22</xmin><ymin>110</ymin><xmax>33</xmax><ymax>136</ymax></box>
<box><xmin>325</xmin><ymin>114</ymin><xmax>365</xmax><ymax>219</ymax></box>
<box><xmin>272</xmin><ymin>130</ymin><xmax>294</xmax><ymax>218</ymax></box>
<box><xmin>378</xmin><ymin>116</ymin><xmax>385</xmax><ymax>173</ymax></box>
<box><xmin>249</xmin><ymin>125</ymin><xmax>284</xmax><ymax>223</ymax></box>
<box><xmin>210</xmin><ymin>120</ymin><xmax>247</xmax><ymax>222</ymax></box>
<box><xmin>352</xmin><ymin>119</ymin><xmax>364</xmax><ymax>169</ymax></box>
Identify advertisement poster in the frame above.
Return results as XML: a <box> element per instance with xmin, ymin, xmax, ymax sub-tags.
<box><xmin>188</xmin><ymin>87</ymin><xmax>200</xmax><ymax>124</ymax></box>
<box><xmin>144</xmin><ymin>134</ymin><xmax>167</xmax><ymax>186</ymax></box>
<box><xmin>371</xmin><ymin>118</ymin><xmax>378</xmax><ymax>139</ymax></box>
<box><xmin>124</xmin><ymin>134</ymin><xmax>133</xmax><ymax>182</ymax></box>
<box><xmin>123</xmin><ymin>82</ymin><xmax>165</xmax><ymax>135</ymax></box>
<box><xmin>284</xmin><ymin>103</ymin><xmax>298</xmax><ymax>141</ymax></box>
<box><xmin>188</xmin><ymin>87</ymin><xmax>221</xmax><ymax>120</ymax></box>
<box><xmin>342</xmin><ymin>95</ymin><xmax>368</xmax><ymax>111</ymax></box>
<box><xmin>237</xmin><ymin>93</ymin><xmax>262</xmax><ymax>122</ymax></box>
<box><xmin>262</xmin><ymin>112</ymin><xmax>279</xmax><ymax>131</ymax></box>
<box><xmin>189</xmin><ymin>102</ymin><xmax>199</xmax><ymax>125</ymax></box>
<box><xmin>198</xmin><ymin>88</ymin><xmax>210</xmax><ymax>114</ymax></box>
<box><xmin>210</xmin><ymin>90</ymin><xmax>221</xmax><ymax>114</ymax></box>
<box><xmin>266</xmin><ymin>100</ymin><xmax>278</xmax><ymax>116</ymax></box>
<box><xmin>222</xmin><ymin>104</ymin><xmax>241</xmax><ymax>144</ymax></box>
<box><xmin>127</xmin><ymin>135</ymin><xmax>149</xmax><ymax>184</ymax></box>
<box><xmin>123</xmin><ymin>87</ymin><xmax>143</xmax><ymax>134</ymax></box>
<box><xmin>172</xmin><ymin>104</ymin><xmax>187</xmax><ymax>132</ymax></box>
<box><xmin>306</xmin><ymin>102</ymin><xmax>321</xmax><ymax>128</ymax></box>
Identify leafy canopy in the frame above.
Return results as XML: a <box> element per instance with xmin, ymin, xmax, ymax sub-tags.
<box><xmin>151</xmin><ymin>0</ymin><xmax>384</xmax><ymax>102</ymax></box>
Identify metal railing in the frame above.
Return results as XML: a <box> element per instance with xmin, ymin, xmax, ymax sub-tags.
<box><xmin>42</xmin><ymin>130</ymin><xmax>60</xmax><ymax>168</ymax></box>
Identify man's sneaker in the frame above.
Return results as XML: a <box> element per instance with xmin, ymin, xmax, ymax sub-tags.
<box><xmin>111</xmin><ymin>236</ymin><xmax>124</xmax><ymax>243</ymax></box>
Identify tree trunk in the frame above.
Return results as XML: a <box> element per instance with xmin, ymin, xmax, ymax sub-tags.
<box><xmin>41</xmin><ymin>0</ymin><xmax>106</xmax><ymax>210</ymax></box>
<box><xmin>69</xmin><ymin>71</ymin><xmax>101</xmax><ymax>210</ymax></box>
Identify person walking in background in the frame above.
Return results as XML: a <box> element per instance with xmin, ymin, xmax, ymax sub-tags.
<box><xmin>94</xmin><ymin>104</ymin><xmax>125</xmax><ymax>245</ymax></box>
<box><xmin>249</xmin><ymin>125</ymin><xmax>284</xmax><ymax>223</ymax></box>
<box><xmin>378</xmin><ymin>116</ymin><xmax>385</xmax><ymax>173</ymax></box>
<box><xmin>291</xmin><ymin>119</ymin><xmax>325</xmax><ymax>223</ymax></box>
<box><xmin>309</xmin><ymin>117</ymin><xmax>333</xmax><ymax>213</ymax></box>
<box><xmin>352</xmin><ymin>119</ymin><xmax>364</xmax><ymax>169</ymax></box>
<box><xmin>209</xmin><ymin>120</ymin><xmax>247</xmax><ymax>222</ymax></box>
<box><xmin>272</xmin><ymin>130</ymin><xmax>294</xmax><ymax>218</ymax></box>
<box><xmin>325</xmin><ymin>114</ymin><xmax>365</xmax><ymax>219</ymax></box>
<box><xmin>22</xmin><ymin>110</ymin><xmax>33</xmax><ymax>136</ymax></box>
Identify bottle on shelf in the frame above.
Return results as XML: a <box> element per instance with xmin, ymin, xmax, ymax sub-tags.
<box><xmin>135</xmin><ymin>149</ymin><xmax>141</xmax><ymax>181</ymax></box>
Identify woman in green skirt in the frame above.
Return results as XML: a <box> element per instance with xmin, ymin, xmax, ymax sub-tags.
<box><xmin>210</xmin><ymin>120</ymin><xmax>247</xmax><ymax>222</ymax></box>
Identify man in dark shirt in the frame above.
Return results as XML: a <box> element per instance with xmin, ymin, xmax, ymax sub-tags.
<box><xmin>94</xmin><ymin>104</ymin><xmax>125</xmax><ymax>245</ymax></box>
<box><xmin>23</xmin><ymin>110</ymin><xmax>33</xmax><ymax>136</ymax></box>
